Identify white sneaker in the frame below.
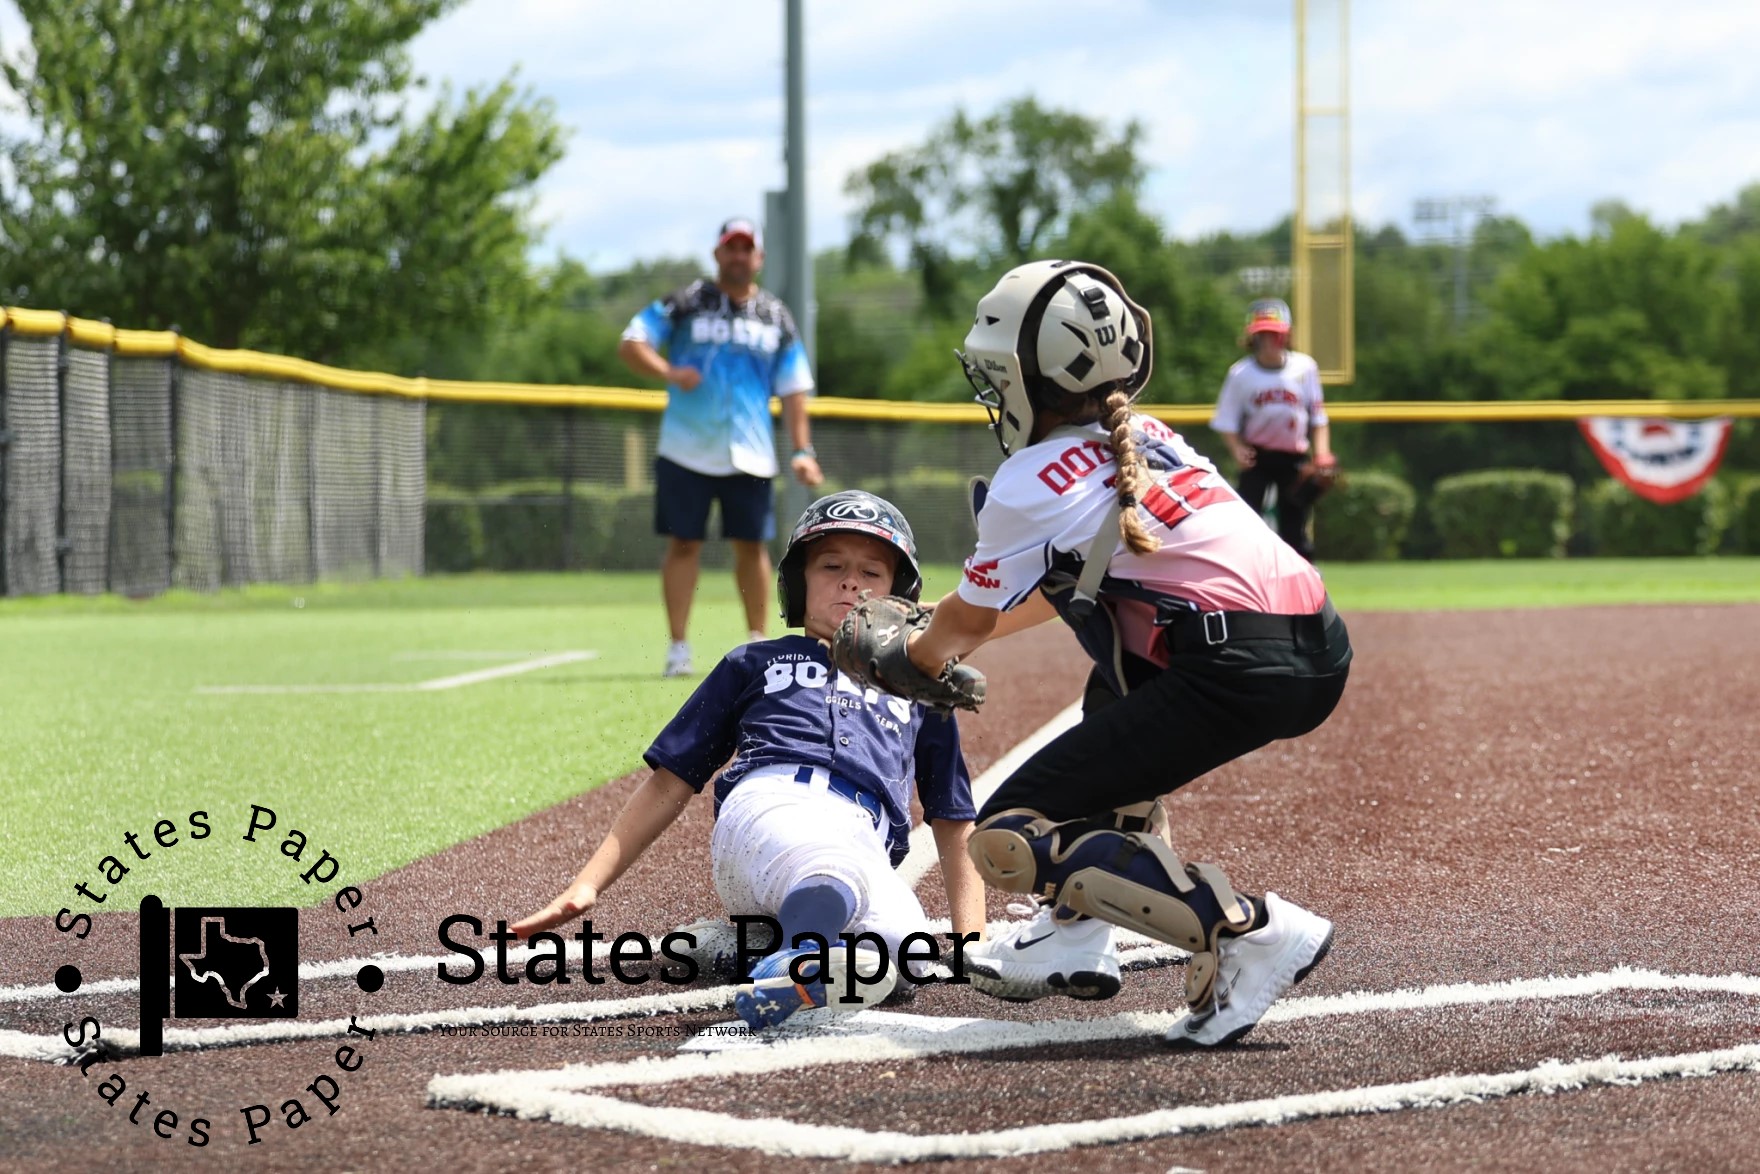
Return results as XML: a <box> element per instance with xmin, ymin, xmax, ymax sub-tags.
<box><xmin>1172</xmin><ymin>891</ymin><xmax>1334</xmax><ymax>1048</ymax></box>
<box><xmin>663</xmin><ymin>641</ymin><xmax>692</xmax><ymax>678</ymax></box>
<box><xmin>964</xmin><ymin>903</ymin><xmax>1122</xmax><ymax>1002</ymax></box>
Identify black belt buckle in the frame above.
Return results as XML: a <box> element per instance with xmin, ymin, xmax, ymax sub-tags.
<box><xmin>1202</xmin><ymin>611</ymin><xmax>1229</xmax><ymax>646</ymax></box>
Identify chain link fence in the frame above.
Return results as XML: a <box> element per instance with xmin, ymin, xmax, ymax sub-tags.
<box><xmin>4</xmin><ymin>309</ymin><xmax>1756</xmax><ymax>597</ymax></box>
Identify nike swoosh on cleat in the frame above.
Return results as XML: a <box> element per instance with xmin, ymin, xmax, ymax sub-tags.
<box><xmin>1011</xmin><ymin>931</ymin><xmax>1058</xmax><ymax>951</ymax></box>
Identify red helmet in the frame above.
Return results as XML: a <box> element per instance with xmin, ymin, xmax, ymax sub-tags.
<box><xmin>1241</xmin><ymin>298</ymin><xmax>1293</xmax><ymax>346</ymax></box>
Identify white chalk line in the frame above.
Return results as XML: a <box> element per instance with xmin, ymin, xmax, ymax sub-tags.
<box><xmin>5</xmin><ymin>985</ymin><xmax>743</xmax><ymax>1063</ymax></box>
<box><xmin>0</xmin><ymin>912</ymin><xmax>1176</xmax><ymax>1010</ymax></box>
<box><xmin>432</xmin><ymin>967</ymin><xmax>1760</xmax><ymax>1099</ymax></box>
<box><xmin>195</xmin><ymin>650</ymin><xmax>597</xmax><ymax>695</ymax></box>
<box><xmin>427</xmin><ymin>968</ymin><xmax>1760</xmax><ymax>1162</ymax></box>
<box><xmin>431</xmin><ymin>1040</ymin><xmax>1760</xmax><ymax>1164</ymax></box>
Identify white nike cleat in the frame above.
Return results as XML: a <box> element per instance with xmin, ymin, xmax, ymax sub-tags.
<box><xmin>663</xmin><ymin>641</ymin><xmax>693</xmax><ymax>678</ymax></box>
<box><xmin>964</xmin><ymin>903</ymin><xmax>1122</xmax><ymax>1002</ymax></box>
<box><xmin>1172</xmin><ymin>891</ymin><xmax>1334</xmax><ymax>1048</ymax></box>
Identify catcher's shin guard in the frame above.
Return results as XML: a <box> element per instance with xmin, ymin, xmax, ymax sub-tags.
<box><xmin>967</xmin><ymin>808</ymin><xmax>1254</xmax><ymax>1013</ymax></box>
<box><xmin>1105</xmin><ymin>799</ymin><xmax>1169</xmax><ymax>840</ymax></box>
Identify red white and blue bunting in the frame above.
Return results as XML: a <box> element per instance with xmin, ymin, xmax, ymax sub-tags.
<box><xmin>1578</xmin><ymin>417</ymin><xmax>1732</xmax><ymax>505</ymax></box>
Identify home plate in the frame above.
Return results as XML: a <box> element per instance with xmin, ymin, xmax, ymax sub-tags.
<box><xmin>680</xmin><ymin>1009</ymin><xmax>993</xmax><ymax>1053</ymax></box>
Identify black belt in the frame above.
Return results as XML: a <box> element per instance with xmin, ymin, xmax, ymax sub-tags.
<box><xmin>792</xmin><ymin>765</ymin><xmax>886</xmax><ymax>830</ymax></box>
<box><xmin>1161</xmin><ymin>598</ymin><xmax>1338</xmax><ymax>656</ymax></box>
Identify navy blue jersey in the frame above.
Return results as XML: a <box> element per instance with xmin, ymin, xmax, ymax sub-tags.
<box><xmin>644</xmin><ymin>636</ymin><xmax>975</xmax><ymax>863</ymax></box>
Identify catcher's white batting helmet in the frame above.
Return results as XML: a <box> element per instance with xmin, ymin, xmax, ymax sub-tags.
<box><xmin>956</xmin><ymin>260</ymin><xmax>1153</xmax><ymax>455</ymax></box>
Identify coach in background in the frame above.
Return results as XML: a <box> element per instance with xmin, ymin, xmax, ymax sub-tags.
<box><xmin>1209</xmin><ymin>298</ymin><xmax>1335</xmax><ymax>562</ymax></box>
<box><xmin>620</xmin><ymin>218</ymin><xmax>824</xmax><ymax>677</ymax></box>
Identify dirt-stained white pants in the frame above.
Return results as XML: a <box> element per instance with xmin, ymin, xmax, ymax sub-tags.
<box><xmin>711</xmin><ymin>766</ymin><xmax>930</xmax><ymax>960</ymax></box>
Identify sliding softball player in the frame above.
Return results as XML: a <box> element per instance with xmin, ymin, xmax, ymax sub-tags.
<box><xmin>513</xmin><ymin>491</ymin><xmax>984</xmax><ymax>1031</ymax></box>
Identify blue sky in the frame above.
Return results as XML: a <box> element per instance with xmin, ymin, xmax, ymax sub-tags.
<box><xmin>6</xmin><ymin>0</ymin><xmax>1760</xmax><ymax>271</ymax></box>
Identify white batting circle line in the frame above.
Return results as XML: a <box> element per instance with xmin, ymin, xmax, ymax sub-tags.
<box><xmin>433</xmin><ymin>1042</ymin><xmax>1760</xmax><ymax>1165</ymax></box>
<box><xmin>426</xmin><ymin>967</ymin><xmax>1760</xmax><ymax>1163</ymax></box>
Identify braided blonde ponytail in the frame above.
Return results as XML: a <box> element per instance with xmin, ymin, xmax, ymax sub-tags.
<box><xmin>1101</xmin><ymin>389</ymin><xmax>1159</xmax><ymax>555</ymax></box>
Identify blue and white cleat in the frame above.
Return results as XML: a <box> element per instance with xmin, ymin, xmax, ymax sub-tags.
<box><xmin>732</xmin><ymin>946</ymin><xmax>896</xmax><ymax>1031</ymax></box>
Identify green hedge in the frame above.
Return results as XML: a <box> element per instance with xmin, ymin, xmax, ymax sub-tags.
<box><xmin>858</xmin><ymin>469</ymin><xmax>976</xmax><ymax>566</ymax></box>
<box><xmin>1582</xmin><ymin>479</ymin><xmax>1731</xmax><ymax>556</ymax></box>
<box><xmin>601</xmin><ymin>487</ymin><xmax>659</xmax><ymax>571</ymax></box>
<box><xmin>425</xmin><ymin>489</ymin><xmax>485</xmax><ymax>573</ymax></box>
<box><xmin>1734</xmin><ymin>476</ymin><xmax>1760</xmax><ymax>554</ymax></box>
<box><xmin>1314</xmin><ymin>471</ymin><xmax>1416</xmax><ymax>561</ymax></box>
<box><xmin>428</xmin><ymin>481</ymin><xmax>659</xmax><ymax>572</ymax></box>
<box><xmin>1429</xmin><ymin>470</ymin><xmax>1575</xmax><ymax>559</ymax></box>
<box><xmin>477</xmin><ymin>483</ymin><xmax>562</xmax><ymax>572</ymax></box>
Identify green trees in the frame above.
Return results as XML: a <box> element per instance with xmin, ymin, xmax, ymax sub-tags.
<box><xmin>0</xmin><ymin>0</ymin><xmax>562</xmax><ymax>364</ymax></box>
<box><xmin>845</xmin><ymin>97</ymin><xmax>1145</xmax><ymax>315</ymax></box>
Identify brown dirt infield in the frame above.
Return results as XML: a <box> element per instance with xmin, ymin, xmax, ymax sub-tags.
<box><xmin>3</xmin><ymin>605</ymin><xmax>1757</xmax><ymax>1172</ymax></box>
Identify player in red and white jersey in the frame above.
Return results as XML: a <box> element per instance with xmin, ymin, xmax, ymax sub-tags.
<box><xmin>1210</xmin><ymin>298</ymin><xmax>1334</xmax><ymax>560</ymax></box>
<box><xmin>906</xmin><ymin>260</ymin><xmax>1353</xmax><ymax>1048</ymax></box>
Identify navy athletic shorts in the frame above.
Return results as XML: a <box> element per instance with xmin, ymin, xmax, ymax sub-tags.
<box><xmin>653</xmin><ymin>456</ymin><xmax>776</xmax><ymax>542</ymax></box>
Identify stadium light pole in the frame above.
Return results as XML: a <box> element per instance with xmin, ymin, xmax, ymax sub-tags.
<box><xmin>784</xmin><ymin>0</ymin><xmax>813</xmax><ymax>365</ymax></box>
<box><xmin>1414</xmin><ymin>195</ymin><xmax>1494</xmax><ymax>328</ymax></box>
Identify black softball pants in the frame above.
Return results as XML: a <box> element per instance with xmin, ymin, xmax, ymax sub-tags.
<box><xmin>1236</xmin><ymin>449</ymin><xmax>1314</xmax><ymax>560</ymax></box>
<box><xmin>978</xmin><ymin>605</ymin><xmax>1352</xmax><ymax>824</ymax></box>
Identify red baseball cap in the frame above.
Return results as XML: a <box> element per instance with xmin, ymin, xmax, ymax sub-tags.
<box><xmin>717</xmin><ymin>218</ymin><xmax>763</xmax><ymax>249</ymax></box>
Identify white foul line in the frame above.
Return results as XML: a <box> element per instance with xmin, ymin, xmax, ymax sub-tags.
<box><xmin>0</xmin><ymin>926</ymin><xmax>1177</xmax><ymax>1009</ymax></box>
<box><xmin>196</xmin><ymin>651</ymin><xmax>597</xmax><ymax>695</ymax></box>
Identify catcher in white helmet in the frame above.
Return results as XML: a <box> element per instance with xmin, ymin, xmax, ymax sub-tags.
<box><xmin>846</xmin><ymin>259</ymin><xmax>1353</xmax><ymax>1048</ymax></box>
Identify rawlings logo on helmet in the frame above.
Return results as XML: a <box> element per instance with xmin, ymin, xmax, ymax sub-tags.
<box><xmin>826</xmin><ymin>498</ymin><xmax>883</xmax><ymax>522</ymax></box>
<box><xmin>776</xmin><ymin>491</ymin><xmax>922</xmax><ymax>628</ymax></box>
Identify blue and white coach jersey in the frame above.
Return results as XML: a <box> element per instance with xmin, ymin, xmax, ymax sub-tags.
<box><xmin>643</xmin><ymin>636</ymin><xmax>975</xmax><ymax>865</ymax></box>
<box><xmin>623</xmin><ymin>281</ymin><xmax>815</xmax><ymax>479</ymax></box>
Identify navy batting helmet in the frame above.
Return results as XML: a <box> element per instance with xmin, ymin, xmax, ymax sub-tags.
<box><xmin>776</xmin><ymin>490</ymin><xmax>922</xmax><ymax>626</ymax></box>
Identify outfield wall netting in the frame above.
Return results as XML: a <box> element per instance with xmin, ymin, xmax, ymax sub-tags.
<box><xmin>0</xmin><ymin>313</ymin><xmax>423</xmax><ymax>596</ymax></box>
<box><xmin>3</xmin><ymin>307</ymin><xmax>1758</xmax><ymax>597</ymax></box>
